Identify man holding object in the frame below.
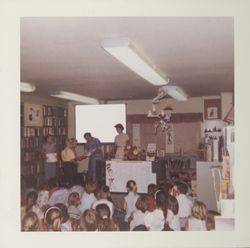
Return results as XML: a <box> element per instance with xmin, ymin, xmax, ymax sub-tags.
<box><xmin>83</xmin><ymin>132</ymin><xmax>103</xmax><ymax>181</ymax></box>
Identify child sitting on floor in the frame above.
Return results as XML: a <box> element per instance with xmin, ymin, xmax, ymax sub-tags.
<box><xmin>68</xmin><ymin>174</ymin><xmax>84</xmax><ymax>199</ymax></box>
<box><xmin>21</xmin><ymin>191</ymin><xmax>45</xmax><ymax>231</ymax></box>
<box><xmin>175</xmin><ymin>181</ymin><xmax>193</xmax><ymax>230</ymax></box>
<box><xmin>44</xmin><ymin>206</ymin><xmax>62</xmax><ymax>231</ymax></box>
<box><xmin>92</xmin><ymin>185</ymin><xmax>114</xmax><ymax>217</ymax></box>
<box><xmin>147</xmin><ymin>184</ymin><xmax>157</xmax><ymax>212</ymax></box>
<box><xmin>21</xmin><ymin>212</ymin><xmax>39</xmax><ymax>232</ymax></box>
<box><xmin>97</xmin><ymin>218</ymin><xmax>119</xmax><ymax>231</ymax></box>
<box><xmin>37</xmin><ymin>182</ymin><xmax>49</xmax><ymax>212</ymax></box>
<box><xmin>96</xmin><ymin>203</ymin><xmax>111</xmax><ymax>219</ymax></box>
<box><xmin>123</xmin><ymin>180</ymin><xmax>139</xmax><ymax>223</ymax></box>
<box><xmin>78</xmin><ymin>179</ymin><xmax>97</xmax><ymax>214</ymax></box>
<box><xmin>166</xmin><ymin>195</ymin><xmax>180</xmax><ymax>231</ymax></box>
<box><xmin>129</xmin><ymin>195</ymin><xmax>148</xmax><ymax>231</ymax></box>
<box><xmin>79</xmin><ymin>209</ymin><xmax>97</xmax><ymax>231</ymax></box>
<box><xmin>55</xmin><ymin>203</ymin><xmax>72</xmax><ymax>231</ymax></box>
<box><xmin>144</xmin><ymin>190</ymin><xmax>167</xmax><ymax>231</ymax></box>
<box><xmin>67</xmin><ymin>192</ymin><xmax>81</xmax><ymax>231</ymax></box>
<box><xmin>185</xmin><ymin>201</ymin><xmax>207</xmax><ymax>231</ymax></box>
<box><xmin>48</xmin><ymin>176</ymin><xmax>69</xmax><ymax>207</ymax></box>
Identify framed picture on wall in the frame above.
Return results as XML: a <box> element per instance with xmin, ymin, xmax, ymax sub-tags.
<box><xmin>204</xmin><ymin>99</ymin><xmax>221</xmax><ymax>120</ymax></box>
<box><xmin>24</xmin><ymin>102</ymin><xmax>43</xmax><ymax>127</ymax></box>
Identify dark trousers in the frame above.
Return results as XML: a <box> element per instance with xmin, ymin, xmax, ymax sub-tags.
<box><xmin>62</xmin><ymin>162</ymin><xmax>77</xmax><ymax>185</ymax></box>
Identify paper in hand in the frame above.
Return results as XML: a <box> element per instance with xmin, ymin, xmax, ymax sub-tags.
<box><xmin>46</xmin><ymin>153</ymin><xmax>58</xmax><ymax>163</ymax></box>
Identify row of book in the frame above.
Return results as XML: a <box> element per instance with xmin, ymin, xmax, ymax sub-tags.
<box><xmin>22</xmin><ymin>127</ymin><xmax>43</xmax><ymax>137</ymax></box>
<box><xmin>21</xmin><ymin>137</ymin><xmax>43</xmax><ymax>149</ymax></box>
<box><xmin>22</xmin><ymin>126</ymin><xmax>67</xmax><ymax>137</ymax></box>
<box><xmin>21</xmin><ymin>162</ymin><xmax>43</xmax><ymax>177</ymax></box>
<box><xmin>54</xmin><ymin>136</ymin><xmax>67</xmax><ymax>146</ymax></box>
<box><xmin>43</xmin><ymin>116</ymin><xmax>67</xmax><ymax>127</ymax></box>
<box><xmin>42</xmin><ymin>127</ymin><xmax>66</xmax><ymax>136</ymax></box>
<box><xmin>43</xmin><ymin>106</ymin><xmax>67</xmax><ymax>117</ymax></box>
<box><xmin>22</xmin><ymin>151</ymin><xmax>43</xmax><ymax>162</ymax></box>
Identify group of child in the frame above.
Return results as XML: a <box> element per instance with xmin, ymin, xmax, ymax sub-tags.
<box><xmin>21</xmin><ymin>175</ymin><xmax>218</xmax><ymax>231</ymax></box>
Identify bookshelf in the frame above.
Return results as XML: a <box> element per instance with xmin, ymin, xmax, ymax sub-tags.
<box><xmin>21</xmin><ymin>104</ymin><xmax>67</xmax><ymax>186</ymax></box>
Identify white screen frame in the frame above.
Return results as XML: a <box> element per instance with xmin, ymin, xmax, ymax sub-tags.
<box><xmin>75</xmin><ymin>104</ymin><xmax>127</xmax><ymax>144</ymax></box>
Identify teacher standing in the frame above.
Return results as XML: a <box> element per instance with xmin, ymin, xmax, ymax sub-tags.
<box><xmin>61</xmin><ymin>139</ymin><xmax>78</xmax><ymax>185</ymax></box>
<box><xmin>114</xmin><ymin>123</ymin><xmax>129</xmax><ymax>160</ymax></box>
<box><xmin>42</xmin><ymin>135</ymin><xmax>58</xmax><ymax>181</ymax></box>
<box><xmin>83</xmin><ymin>132</ymin><xmax>103</xmax><ymax>181</ymax></box>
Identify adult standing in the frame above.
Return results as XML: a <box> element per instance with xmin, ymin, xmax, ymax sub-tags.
<box><xmin>61</xmin><ymin>139</ymin><xmax>78</xmax><ymax>186</ymax></box>
<box><xmin>83</xmin><ymin>132</ymin><xmax>103</xmax><ymax>181</ymax></box>
<box><xmin>42</xmin><ymin>135</ymin><xmax>58</xmax><ymax>182</ymax></box>
<box><xmin>114</xmin><ymin>123</ymin><xmax>129</xmax><ymax>160</ymax></box>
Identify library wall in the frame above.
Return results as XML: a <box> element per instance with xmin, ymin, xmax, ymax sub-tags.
<box><xmin>65</xmin><ymin>93</ymin><xmax>232</xmax><ymax>171</ymax></box>
<box><xmin>21</xmin><ymin>94</ymin><xmax>68</xmax><ymax>185</ymax></box>
<box><xmin>127</xmin><ymin>115</ymin><xmax>202</xmax><ymax>155</ymax></box>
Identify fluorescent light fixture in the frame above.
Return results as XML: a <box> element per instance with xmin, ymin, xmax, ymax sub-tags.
<box><xmin>21</xmin><ymin>82</ymin><xmax>36</xmax><ymax>92</ymax></box>
<box><xmin>51</xmin><ymin>91</ymin><xmax>99</xmax><ymax>104</ymax></box>
<box><xmin>166</xmin><ymin>86</ymin><xmax>187</xmax><ymax>101</ymax></box>
<box><xmin>101</xmin><ymin>37</ymin><xmax>169</xmax><ymax>86</ymax></box>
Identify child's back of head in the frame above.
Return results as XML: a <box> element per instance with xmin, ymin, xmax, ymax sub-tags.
<box><xmin>80</xmin><ymin>209</ymin><xmax>97</xmax><ymax>231</ymax></box>
<box><xmin>96</xmin><ymin>203</ymin><xmax>111</xmax><ymax>219</ymax></box>
<box><xmin>22</xmin><ymin>212</ymin><xmax>39</xmax><ymax>231</ymax></box>
<box><xmin>100</xmin><ymin>185</ymin><xmax>110</xmax><ymax>199</ymax></box>
<box><xmin>85</xmin><ymin>179</ymin><xmax>97</xmax><ymax>194</ymax></box>
<box><xmin>176</xmin><ymin>181</ymin><xmax>188</xmax><ymax>195</ymax></box>
<box><xmin>44</xmin><ymin>206</ymin><xmax>62</xmax><ymax>231</ymax></box>
<box><xmin>155</xmin><ymin>190</ymin><xmax>167</xmax><ymax>217</ymax></box>
<box><xmin>132</xmin><ymin>224</ymin><xmax>148</xmax><ymax>231</ymax></box>
<box><xmin>191</xmin><ymin>201</ymin><xmax>207</xmax><ymax>221</ymax></box>
<box><xmin>55</xmin><ymin>203</ymin><xmax>69</xmax><ymax>224</ymax></box>
<box><xmin>147</xmin><ymin>184</ymin><xmax>157</xmax><ymax>196</ymax></box>
<box><xmin>167</xmin><ymin>195</ymin><xmax>179</xmax><ymax>215</ymax></box>
<box><xmin>126</xmin><ymin>180</ymin><xmax>137</xmax><ymax>193</ymax></box>
<box><xmin>135</xmin><ymin>195</ymin><xmax>148</xmax><ymax>213</ymax></box>
<box><xmin>97</xmin><ymin>218</ymin><xmax>119</xmax><ymax>231</ymax></box>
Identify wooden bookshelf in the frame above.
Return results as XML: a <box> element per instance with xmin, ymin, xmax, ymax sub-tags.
<box><xmin>21</xmin><ymin>104</ymin><xmax>67</xmax><ymax>187</ymax></box>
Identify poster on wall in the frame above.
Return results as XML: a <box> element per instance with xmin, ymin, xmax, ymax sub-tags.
<box><xmin>204</xmin><ymin>99</ymin><xmax>221</xmax><ymax>120</ymax></box>
<box><xmin>207</xmin><ymin>107</ymin><xmax>218</xmax><ymax>119</ymax></box>
<box><xmin>132</xmin><ymin>123</ymin><xmax>141</xmax><ymax>147</ymax></box>
<box><xmin>24</xmin><ymin>102</ymin><xmax>44</xmax><ymax>127</ymax></box>
<box><xmin>165</xmin><ymin>124</ymin><xmax>174</xmax><ymax>153</ymax></box>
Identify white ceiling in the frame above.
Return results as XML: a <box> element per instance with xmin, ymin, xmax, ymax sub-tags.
<box><xmin>21</xmin><ymin>17</ymin><xmax>234</xmax><ymax>101</ymax></box>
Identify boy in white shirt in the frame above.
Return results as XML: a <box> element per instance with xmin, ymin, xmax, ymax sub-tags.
<box><xmin>78</xmin><ymin>180</ymin><xmax>97</xmax><ymax>214</ymax></box>
<box><xmin>175</xmin><ymin>182</ymin><xmax>193</xmax><ymax>230</ymax></box>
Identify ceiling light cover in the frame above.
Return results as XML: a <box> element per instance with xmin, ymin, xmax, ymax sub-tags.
<box><xmin>51</xmin><ymin>91</ymin><xmax>99</xmax><ymax>104</ymax></box>
<box><xmin>166</xmin><ymin>86</ymin><xmax>187</xmax><ymax>101</ymax></box>
<box><xmin>21</xmin><ymin>82</ymin><xmax>36</xmax><ymax>92</ymax></box>
<box><xmin>101</xmin><ymin>37</ymin><xmax>168</xmax><ymax>86</ymax></box>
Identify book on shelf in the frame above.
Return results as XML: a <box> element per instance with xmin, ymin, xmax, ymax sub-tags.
<box><xmin>21</xmin><ymin>104</ymin><xmax>67</xmax><ymax>183</ymax></box>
